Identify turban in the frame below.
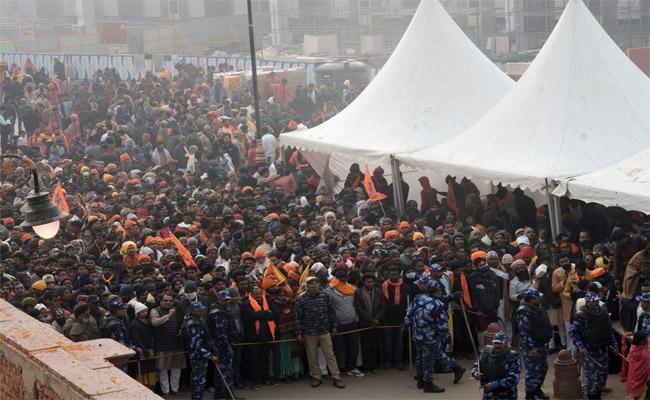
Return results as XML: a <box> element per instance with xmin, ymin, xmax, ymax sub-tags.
<box><xmin>398</xmin><ymin>221</ymin><xmax>411</xmax><ymax>230</ymax></box>
<box><xmin>32</xmin><ymin>280</ymin><xmax>47</xmax><ymax>291</ymax></box>
<box><xmin>470</xmin><ymin>251</ymin><xmax>488</xmax><ymax>265</ymax></box>
<box><xmin>384</xmin><ymin>230</ymin><xmax>400</xmax><ymax>241</ymax></box>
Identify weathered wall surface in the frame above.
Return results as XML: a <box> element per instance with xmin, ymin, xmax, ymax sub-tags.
<box><xmin>0</xmin><ymin>299</ymin><xmax>161</xmax><ymax>400</ymax></box>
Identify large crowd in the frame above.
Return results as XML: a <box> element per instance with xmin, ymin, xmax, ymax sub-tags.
<box><xmin>0</xmin><ymin>58</ymin><xmax>649</xmax><ymax>400</ymax></box>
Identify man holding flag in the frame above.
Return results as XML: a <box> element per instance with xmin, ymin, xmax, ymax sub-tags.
<box><xmin>363</xmin><ymin>164</ymin><xmax>388</xmax><ymax>203</ymax></box>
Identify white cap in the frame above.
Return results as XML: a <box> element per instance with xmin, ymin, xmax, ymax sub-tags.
<box><xmin>132</xmin><ymin>301</ymin><xmax>148</xmax><ymax>315</ymax></box>
<box><xmin>516</xmin><ymin>236</ymin><xmax>530</xmax><ymax>246</ymax></box>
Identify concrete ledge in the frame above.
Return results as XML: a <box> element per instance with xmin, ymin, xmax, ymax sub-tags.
<box><xmin>0</xmin><ymin>299</ymin><xmax>161</xmax><ymax>399</ymax></box>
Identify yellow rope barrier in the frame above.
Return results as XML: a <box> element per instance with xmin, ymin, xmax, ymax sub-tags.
<box><xmin>121</xmin><ymin>324</ymin><xmax>404</xmax><ymax>365</ymax></box>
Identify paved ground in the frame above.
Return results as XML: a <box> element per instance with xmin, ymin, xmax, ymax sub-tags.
<box><xmin>185</xmin><ymin>354</ymin><xmax>627</xmax><ymax>400</ymax></box>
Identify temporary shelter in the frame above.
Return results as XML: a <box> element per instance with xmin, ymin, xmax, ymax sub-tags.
<box><xmin>398</xmin><ymin>0</ymin><xmax>650</xmax><ymax>194</ymax></box>
<box><xmin>553</xmin><ymin>147</ymin><xmax>650</xmax><ymax>213</ymax></box>
<box><xmin>280</xmin><ymin>0</ymin><xmax>513</xmax><ymax>193</ymax></box>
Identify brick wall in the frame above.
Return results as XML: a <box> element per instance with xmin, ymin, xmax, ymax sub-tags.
<box><xmin>0</xmin><ymin>299</ymin><xmax>161</xmax><ymax>400</ymax></box>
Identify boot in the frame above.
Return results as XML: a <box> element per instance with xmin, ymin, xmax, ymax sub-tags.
<box><xmin>525</xmin><ymin>392</ymin><xmax>537</xmax><ymax>400</ymax></box>
<box><xmin>423</xmin><ymin>381</ymin><xmax>445</xmax><ymax>393</ymax></box>
<box><xmin>434</xmin><ymin>361</ymin><xmax>453</xmax><ymax>373</ymax></box>
<box><xmin>534</xmin><ymin>388</ymin><xmax>550</xmax><ymax>400</ymax></box>
<box><xmin>451</xmin><ymin>362</ymin><xmax>466</xmax><ymax>384</ymax></box>
<box><xmin>416</xmin><ymin>376</ymin><xmax>424</xmax><ymax>389</ymax></box>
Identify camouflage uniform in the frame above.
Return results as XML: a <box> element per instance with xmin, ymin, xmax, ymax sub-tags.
<box><xmin>570</xmin><ymin>299</ymin><xmax>615</xmax><ymax>400</ymax></box>
<box><xmin>515</xmin><ymin>295</ymin><xmax>552</xmax><ymax>396</ymax></box>
<box><xmin>472</xmin><ymin>345</ymin><xmax>521</xmax><ymax>399</ymax></box>
<box><xmin>208</xmin><ymin>305</ymin><xmax>234</xmax><ymax>399</ymax></box>
<box><xmin>184</xmin><ymin>313</ymin><xmax>215</xmax><ymax>400</ymax></box>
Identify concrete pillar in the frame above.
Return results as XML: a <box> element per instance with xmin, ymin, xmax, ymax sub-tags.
<box><xmin>75</xmin><ymin>0</ymin><xmax>96</xmax><ymax>33</ymax></box>
<box><xmin>270</xmin><ymin>0</ymin><xmax>292</xmax><ymax>46</ymax></box>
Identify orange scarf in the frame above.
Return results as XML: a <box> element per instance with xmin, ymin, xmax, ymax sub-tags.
<box><xmin>382</xmin><ymin>279</ymin><xmax>403</xmax><ymax>305</ymax></box>
<box><xmin>330</xmin><ymin>278</ymin><xmax>356</xmax><ymax>296</ymax></box>
<box><xmin>248</xmin><ymin>294</ymin><xmax>276</xmax><ymax>340</ymax></box>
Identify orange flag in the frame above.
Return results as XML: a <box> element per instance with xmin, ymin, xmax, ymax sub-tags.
<box><xmin>52</xmin><ymin>182</ymin><xmax>70</xmax><ymax>213</ymax></box>
<box><xmin>168</xmin><ymin>232</ymin><xmax>196</xmax><ymax>268</ymax></box>
<box><xmin>261</xmin><ymin>262</ymin><xmax>287</xmax><ymax>290</ymax></box>
<box><xmin>363</xmin><ymin>164</ymin><xmax>388</xmax><ymax>202</ymax></box>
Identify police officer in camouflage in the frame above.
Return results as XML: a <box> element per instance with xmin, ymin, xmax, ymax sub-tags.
<box><xmin>515</xmin><ymin>288</ymin><xmax>552</xmax><ymax>400</ymax></box>
<box><xmin>182</xmin><ymin>300</ymin><xmax>218</xmax><ymax>400</ymax></box>
<box><xmin>429</xmin><ymin>279</ymin><xmax>465</xmax><ymax>383</ymax></box>
<box><xmin>101</xmin><ymin>299</ymin><xmax>130</xmax><ymax>346</ymax></box>
<box><xmin>405</xmin><ymin>276</ymin><xmax>463</xmax><ymax>393</ymax></box>
<box><xmin>101</xmin><ymin>299</ymin><xmax>132</xmax><ymax>373</ymax></box>
<box><xmin>472</xmin><ymin>331</ymin><xmax>521</xmax><ymax>399</ymax></box>
<box><xmin>207</xmin><ymin>290</ymin><xmax>236</xmax><ymax>400</ymax></box>
<box><xmin>570</xmin><ymin>292</ymin><xmax>616</xmax><ymax>400</ymax></box>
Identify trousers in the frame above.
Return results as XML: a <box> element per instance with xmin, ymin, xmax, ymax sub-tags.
<box><xmin>304</xmin><ymin>333</ymin><xmax>341</xmax><ymax>380</ymax></box>
<box><xmin>382</xmin><ymin>327</ymin><xmax>404</xmax><ymax>366</ymax></box>
<box><xmin>159</xmin><ymin>368</ymin><xmax>181</xmax><ymax>394</ymax></box>
<box><xmin>415</xmin><ymin>341</ymin><xmax>435</xmax><ymax>381</ymax></box>
<box><xmin>189</xmin><ymin>354</ymin><xmax>208</xmax><ymax>400</ymax></box>
<box><xmin>360</xmin><ymin>328</ymin><xmax>382</xmax><ymax>371</ymax></box>
<box><xmin>214</xmin><ymin>357</ymin><xmax>234</xmax><ymax>398</ymax></box>
<box><xmin>244</xmin><ymin>343</ymin><xmax>272</xmax><ymax>385</ymax></box>
<box><xmin>583</xmin><ymin>347</ymin><xmax>609</xmax><ymax>397</ymax></box>
<box><xmin>332</xmin><ymin>322</ymin><xmax>360</xmax><ymax>372</ymax></box>
<box><xmin>523</xmin><ymin>347</ymin><xmax>548</xmax><ymax>392</ymax></box>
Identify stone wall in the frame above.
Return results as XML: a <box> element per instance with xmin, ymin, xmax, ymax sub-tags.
<box><xmin>0</xmin><ymin>299</ymin><xmax>161</xmax><ymax>400</ymax></box>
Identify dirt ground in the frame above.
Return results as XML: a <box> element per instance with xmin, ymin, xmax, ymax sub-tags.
<box><xmin>225</xmin><ymin>354</ymin><xmax>628</xmax><ymax>400</ymax></box>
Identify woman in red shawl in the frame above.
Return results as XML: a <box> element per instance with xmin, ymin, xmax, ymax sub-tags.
<box><xmin>626</xmin><ymin>331</ymin><xmax>649</xmax><ymax>400</ymax></box>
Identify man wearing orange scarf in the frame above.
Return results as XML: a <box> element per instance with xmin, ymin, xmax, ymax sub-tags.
<box><xmin>325</xmin><ymin>267</ymin><xmax>365</xmax><ymax>378</ymax></box>
<box><xmin>382</xmin><ymin>265</ymin><xmax>410</xmax><ymax>370</ymax></box>
<box><xmin>241</xmin><ymin>286</ymin><xmax>277</xmax><ymax>389</ymax></box>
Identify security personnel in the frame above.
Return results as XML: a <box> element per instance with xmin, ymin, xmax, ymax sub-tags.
<box><xmin>404</xmin><ymin>276</ymin><xmax>444</xmax><ymax>393</ymax></box>
<box><xmin>207</xmin><ymin>290</ymin><xmax>235</xmax><ymax>400</ymax></box>
<box><xmin>430</xmin><ymin>280</ymin><xmax>466</xmax><ymax>384</ymax></box>
<box><xmin>429</xmin><ymin>262</ymin><xmax>452</xmax><ymax>302</ymax></box>
<box><xmin>182</xmin><ymin>300</ymin><xmax>218</xmax><ymax>400</ymax></box>
<box><xmin>101</xmin><ymin>299</ymin><xmax>130</xmax><ymax>346</ymax></box>
<box><xmin>515</xmin><ymin>288</ymin><xmax>552</xmax><ymax>400</ymax></box>
<box><xmin>472</xmin><ymin>331</ymin><xmax>521</xmax><ymax>399</ymax></box>
<box><xmin>570</xmin><ymin>292</ymin><xmax>616</xmax><ymax>400</ymax></box>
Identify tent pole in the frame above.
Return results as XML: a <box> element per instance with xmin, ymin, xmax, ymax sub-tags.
<box><xmin>390</xmin><ymin>156</ymin><xmax>405</xmax><ymax>220</ymax></box>
<box><xmin>546</xmin><ymin>181</ymin><xmax>562</xmax><ymax>239</ymax></box>
<box><xmin>553</xmin><ymin>195</ymin><xmax>563</xmax><ymax>237</ymax></box>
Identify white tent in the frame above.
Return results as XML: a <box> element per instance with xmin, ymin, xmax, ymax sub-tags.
<box><xmin>553</xmin><ymin>146</ymin><xmax>650</xmax><ymax>213</ymax></box>
<box><xmin>280</xmin><ymin>0</ymin><xmax>512</xmax><ymax>193</ymax></box>
<box><xmin>398</xmin><ymin>0</ymin><xmax>650</xmax><ymax>194</ymax></box>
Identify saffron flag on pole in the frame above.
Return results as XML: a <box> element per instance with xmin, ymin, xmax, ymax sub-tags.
<box><xmin>52</xmin><ymin>181</ymin><xmax>70</xmax><ymax>213</ymax></box>
<box><xmin>168</xmin><ymin>232</ymin><xmax>197</xmax><ymax>268</ymax></box>
<box><xmin>261</xmin><ymin>262</ymin><xmax>293</xmax><ymax>296</ymax></box>
<box><xmin>261</xmin><ymin>262</ymin><xmax>287</xmax><ymax>290</ymax></box>
<box><xmin>363</xmin><ymin>164</ymin><xmax>388</xmax><ymax>201</ymax></box>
